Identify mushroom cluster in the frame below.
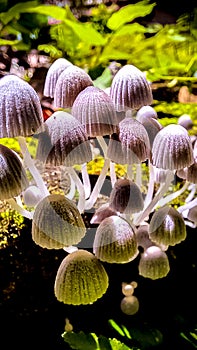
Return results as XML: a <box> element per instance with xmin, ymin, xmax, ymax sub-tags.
<box><xmin>0</xmin><ymin>58</ymin><xmax>196</xmax><ymax>308</ymax></box>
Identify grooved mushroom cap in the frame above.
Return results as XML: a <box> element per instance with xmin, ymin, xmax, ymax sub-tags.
<box><xmin>0</xmin><ymin>144</ymin><xmax>29</xmax><ymax>199</ymax></box>
<box><xmin>54</xmin><ymin>65</ymin><xmax>93</xmax><ymax>109</ymax></box>
<box><xmin>43</xmin><ymin>58</ymin><xmax>73</xmax><ymax>98</ymax></box>
<box><xmin>90</xmin><ymin>202</ymin><xmax>117</xmax><ymax>224</ymax></box>
<box><xmin>0</xmin><ymin>74</ymin><xmax>44</xmax><ymax>137</ymax></box>
<box><xmin>138</xmin><ymin>245</ymin><xmax>170</xmax><ymax>280</ymax></box>
<box><xmin>152</xmin><ymin>124</ymin><xmax>194</xmax><ymax>170</ymax></box>
<box><xmin>107</xmin><ymin>117</ymin><xmax>150</xmax><ymax>164</ymax></box>
<box><xmin>153</xmin><ymin>167</ymin><xmax>171</xmax><ymax>184</ymax></box>
<box><xmin>135</xmin><ymin>223</ymin><xmax>153</xmax><ymax>250</ymax></box>
<box><xmin>136</xmin><ymin>116</ymin><xmax>163</xmax><ymax>149</ymax></box>
<box><xmin>109</xmin><ymin>178</ymin><xmax>144</xmax><ymax>214</ymax></box>
<box><xmin>36</xmin><ymin>110</ymin><xmax>92</xmax><ymax>166</ymax></box>
<box><xmin>119</xmin><ymin>117</ymin><xmax>150</xmax><ymax>162</ymax></box>
<box><xmin>136</xmin><ymin>105</ymin><xmax>158</xmax><ymax>120</ymax></box>
<box><xmin>110</xmin><ymin>64</ymin><xmax>153</xmax><ymax>111</ymax></box>
<box><xmin>32</xmin><ymin>194</ymin><xmax>86</xmax><ymax>249</ymax></box>
<box><xmin>93</xmin><ymin>215</ymin><xmax>139</xmax><ymax>263</ymax></box>
<box><xmin>149</xmin><ymin>206</ymin><xmax>187</xmax><ymax>246</ymax></box>
<box><xmin>186</xmin><ymin>160</ymin><xmax>197</xmax><ymax>184</ymax></box>
<box><xmin>54</xmin><ymin>249</ymin><xmax>109</xmax><ymax>305</ymax></box>
<box><xmin>71</xmin><ymin>86</ymin><xmax>118</xmax><ymax>137</ymax></box>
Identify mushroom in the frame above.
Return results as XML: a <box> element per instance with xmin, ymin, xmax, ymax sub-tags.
<box><xmin>0</xmin><ymin>74</ymin><xmax>48</xmax><ymax>197</ymax></box>
<box><xmin>110</xmin><ymin>64</ymin><xmax>153</xmax><ymax>113</ymax></box>
<box><xmin>72</xmin><ymin>85</ymin><xmax>119</xmax><ymax>203</ymax></box>
<box><xmin>36</xmin><ymin>110</ymin><xmax>93</xmax><ymax>212</ymax></box>
<box><xmin>149</xmin><ymin>205</ymin><xmax>187</xmax><ymax>246</ymax></box>
<box><xmin>0</xmin><ymin>143</ymin><xmax>31</xmax><ymax>219</ymax></box>
<box><xmin>138</xmin><ymin>245</ymin><xmax>170</xmax><ymax>280</ymax></box>
<box><xmin>31</xmin><ymin>193</ymin><xmax>86</xmax><ymax>249</ymax></box>
<box><xmin>43</xmin><ymin>57</ymin><xmax>73</xmax><ymax>98</ymax></box>
<box><xmin>108</xmin><ymin>178</ymin><xmax>144</xmax><ymax>215</ymax></box>
<box><xmin>93</xmin><ymin>215</ymin><xmax>139</xmax><ymax>263</ymax></box>
<box><xmin>120</xmin><ymin>295</ymin><xmax>139</xmax><ymax>315</ymax></box>
<box><xmin>54</xmin><ymin>64</ymin><xmax>93</xmax><ymax>109</ymax></box>
<box><xmin>54</xmin><ymin>249</ymin><xmax>109</xmax><ymax>305</ymax></box>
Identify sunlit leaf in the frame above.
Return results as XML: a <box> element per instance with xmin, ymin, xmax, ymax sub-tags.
<box><xmin>107</xmin><ymin>1</ymin><xmax>156</xmax><ymax>31</ymax></box>
<box><xmin>0</xmin><ymin>1</ymin><xmax>39</xmax><ymax>24</ymax></box>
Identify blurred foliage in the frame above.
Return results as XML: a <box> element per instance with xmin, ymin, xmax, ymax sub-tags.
<box><xmin>0</xmin><ymin>0</ymin><xmax>196</xmax><ymax>82</ymax></box>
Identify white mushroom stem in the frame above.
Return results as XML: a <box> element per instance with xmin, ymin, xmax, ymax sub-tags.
<box><xmin>6</xmin><ymin>198</ymin><xmax>33</xmax><ymax>220</ymax></box>
<box><xmin>143</xmin><ymin>161</ymin><xmax>155</xmax><ymax>208</ymax></box>
<box><xmin>81</xmin><ymin>163</ymin><xmax>91</xmax><ymax>199</ymax></box>
<box><xmin>185</xmin><ymin>183</ymin><xmax>196</xmax><ymax>203</ymax></box>
<box><xmin>155</xmin><ymin>181</ymin><xmax>189</xmax><ymax>208</ymax></box>
<box><xmin>110</xmin><ymin>161</ymin><xmax>117</xmax><ymax>188</ymax></box>
<box><xmin>18</xmin><ymin>136</ymin><xmax>49</xmax><ymax>197</ymax></box>
<box><xmin>85</xmin><ymin>158</ymin><xmax>110</xmax><ymax>210</ymax></box>
<box><xmin>63</xmin><ymin>245</ymin><xmax>78</xmax><ymax>253</ymax></box>
<box><xmin>66</xmin><ymin>167</ymin><xmax>85</xmax><ymax>213</ymax></box>
<box><xmin>133</xmin><ymin>171</ymin><xmax>174</xmax><ymax>226</ymax></box>
<box><xmin>96</xmin><ymin>136</ymin><xmax>108</xmax><ymax>158</ymax></box>
<box><xmin>64</xmin><ymin>173</ymin><xmax>76</xmax><ymax>200</ymax></box>
<box><xmin>177</xmin><ymin>196</ymin><xmax>197</xmax><ymax>214</ymax></box>
<box><xmin>135</xmin><ymin>163</ymin><xmax>142</xmax><ymax>188</ymax></box>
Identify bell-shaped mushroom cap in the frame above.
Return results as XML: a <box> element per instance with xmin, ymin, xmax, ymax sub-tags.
<box><xmin>36</xmin><ymin>110</ymin><xmax>92</xmax><ymax>166</ymax></box>
<box><xmin>138</xmin><ymin>245</ymin><xmax>170</xmax><ymax>279</ymax></box>
<box><xmin>54</xmin><ymin>249</ymin><xmax>109</xmax><ymax>305</ymax></box>
<box><xmin>31</xmin><ymin>194</ymin><xmax>86</xmax><ymax>249</ymax></box>
<box><xmin>90</xmin><ymin>202</ymin><xmax>117</xmax><ymax>224</ymax></box>
<box><xmin>119</xmin><ymin>117</ymin><xmax>150</xmax><ymax>163</ymax></box>
<box><xmin>120</xmin><ymin>295</ymin><xmax>139</xmax><ymax>315</ymax></box>
<box><xmin>136</xmin><ymin>105</ymin><xmax>158</xmax><ymax>120</ymax></box>
<box><xmin>152</xmin><ymin>124</ymin><xmax>194</xmax><ymax>170</ymax></box>
<box><xmin>186</xmin><ymin>160</ymin><xmax>197</xmax><ymax>184</ymax></box>
<box><xmin>43</xmin><ymin>58</ymin><xmax>73</xmax><ymax>98</ymax></box>
<box><xmin>71</xmin><ymin>86</ymin><xmax>118</xmax><ymax>137</ymax></box>
<box><xmin>109</xmin><ymin>178</ymin><xmax>144</xmax><ymax>214</ymax></box>
<box><xmin>0</xmin><ymin>144</ymin><xmax>29</xmax><ymax>199</ymax></box>
<box><xmin>178</xmin><ymin>114</ymin><xmax>193</xmax><ymax>130</ymax></box>
<box><xmin>0</xmin><ymin>74</ymin><xmax>44</xmax><ymax>138</ymax></box>
<box><xmin>149</xmin><ymin>206</ymin><xmax>187</xmax><ymax>246</ymax></box>
<box><xmin>136</xmin><ymin>115</ymin><xmax>163</xmax><ymax>149</ymax></box>
<box><xmin>93</xmin><ymin>215</ymin><xmax>139</xmax><ymax>263</ymax></box>
<box><xmin>54</xmin><ymin>65</ymin><xmax>93</xmax><ymax>109</ymax></box>
<box><xmin>110</xmin><ymin>64</ymin><xmax>153</xmax><ymax>112</ymax></box>
<box><xmin>135</xmin><ymin>223</ymin><xmax>153</xmax><ymax>250</ymax></box>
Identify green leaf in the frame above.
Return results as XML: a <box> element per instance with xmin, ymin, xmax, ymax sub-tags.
<box><xmin>0</xmin><ymin>38</ymin><xmax>20</xmax><ymax>45</ymax></box>
<box><xmin>24</xmin><ymin>4</ymin><xmax>67</xmax><ymax>20</ymax></box>
<box><xmin>93</xmin><ymin>68</ymin><xmax>112</xmax><ymax>89</ymax></box>
<box><xmin>106</xmin><ymin>1</ymin><xmax>156</xmax><ymax>31</ymax></box>
<box><xmin>108</xmin><ymin>320</ymin><xmax>126</xmax><ymax>338</ymax></box>
<box><xmin>38</xmin><ymin>44</ymin><xmax>62</xmax><ymax>58</ymax></box>
<box><xmin>109</xmin><ymin>338</ymin><xmax>133</xmax><ymax>350</ymax></box>
<box><xmin>62</xmin><ymin>331</ymin><xmax>98</xmax><ymax>350</ymax></box>
<box><xmin>0</xmin><ymin>1</ymin><xmax>39</xmax><ymax>24</ymax></box>
<box><xmin>63</xmin><ymin>19</ymin><xmax>107</xmax><ymax>46</ymax></box>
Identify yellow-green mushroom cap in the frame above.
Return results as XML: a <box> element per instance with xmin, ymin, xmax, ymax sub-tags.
<box><xmin>149</xmin><ymin>206</ymin><xmax>187</xmax><ymax>246</ymax></box>
<box><xmin>32</xmin><ymin>194</ymin><xmax>86</xmax><ymax>249</ymax></box>
<box><xmin>54</xmin><ymin>249</ymin><xmax>109</xmax><ymax>305</ymax></box>
<box><xmin>93</xmin><ymin>215</ymin><xmax>139</xmax><ymax>263</ymax></box>
<box><xmin>138</xmin><ymin>246</ymin><xmax>170</xmax><ymax>280</ymax></box>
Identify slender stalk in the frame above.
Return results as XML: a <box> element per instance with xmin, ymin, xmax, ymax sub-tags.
<box><xmin>110</xmin><ymin>161</ymin><xmax>117</xmax><ymax>188</ymax></box>
<box><xmin>177</xmin><ymin>196</ymin><xmax>197</xmax><ymax>214</ymax></box>
<box><xmin>66</xmin><ymin>167</ymin><xmax>85</xmax><ymax>214</ymax></box>
<box><xmin>155</xmin><ymin>181</ymin><xmax>189</xmax><ymax>208</ymax></box>
<box><xmin>143</xmin><ymin>161</ymin><xmax>155</xmax><ymax>208</ymax></box>
<box><xmin>18</xmin><ymin>136</ymin><xmax>49</xmax><ymax>197</ymax></box>
<box><xmin>185</xmin><ymin>184</ymin><xmax>196</xmax><ymax>203</ymax></box>
<box><xmin>96</xmin><ymin>136</ymin><xmax>108</xmax><ymax>158</ymax></box>
<box><xmin>135</xmin><ymin>163</ymin><xmax>142</xmax><ymax>188</ymax></box>
<box><xmin>81</xmin><ymin>163</ymin><xmax>91</xmax><ymax>199</ymax></box>
<box><xmin>6</xmin><ymin>198</ymin><xmax>33</xmax><ymax>220</ymax></box>
<box><xmin>85</xmin><ymin>158</ymin><xmax>110</xmax><ymax>210</ymax></box>
<box><xmin>133</xmin><ymin>171</ymin><xmax>174</xmax><ymax>226</ymax></box>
